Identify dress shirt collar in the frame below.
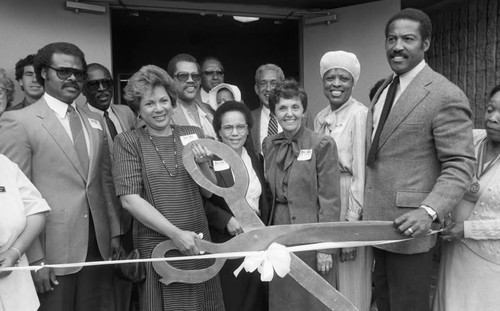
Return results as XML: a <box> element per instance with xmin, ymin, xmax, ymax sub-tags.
<box><xmin>44</xmin><ymin>93</ymin><xmax>75</xmax><ymax>118</ymax></box>
<box><xmin>262</xmin><ymin>105</ymin><xmax>271</xmax><ymax>117</ymax></box>
<box><xmin>396</xmin><ymin>59</ymin><xmax>426</xmax><ymax>93</ymax></box>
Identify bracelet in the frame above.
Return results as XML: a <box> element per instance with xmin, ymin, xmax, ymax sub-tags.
<box><xmin>9</xmin><ymin>247</ymin><xmax>22</xmax><ymax>264</ymax></box>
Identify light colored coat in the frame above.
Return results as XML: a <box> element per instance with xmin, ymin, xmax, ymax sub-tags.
<box><xmin>364</xmin><ymin>65</ymin><xmax>475</xmax><ymax>254</ymax></box>
<box><xmin>0</xmin><ymin>98</ymin><xmax>120</xmax><ymax>275</ymax></box>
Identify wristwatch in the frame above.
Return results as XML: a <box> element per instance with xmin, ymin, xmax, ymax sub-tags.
<box><xmin>420</xmin><ymin>205</ymin><xmax>438</xmax><ymax>222</ymax></box>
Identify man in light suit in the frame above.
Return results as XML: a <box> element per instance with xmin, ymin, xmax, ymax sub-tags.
<box><xmin>250</xmin><ymin>64</ymin><xmax>312</xmax><ymax>154</ymax></box>
<box><xmin>0</xmin><ymin>42</ymin><xmax>120</xmax><ymax>311</ymax></box>
<box><xmin>364</xmin><ymin>9</ymin><xmax>475</xmax><ymax>311</ymax></box>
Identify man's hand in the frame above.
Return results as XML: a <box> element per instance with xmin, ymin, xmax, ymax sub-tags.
<box><xmin>316</xmin><ymin>252</ymin><xmax>333</xmax><ymax>275</ymax></box>
<box><xmin>394</xmin><ymin>208</ymin><xmax>433</xmax><ymax>237</ymax></box>
<box><xmin>32</xmin><ymin>266</ymin><xmax>58</xmax><ymax>293</ymax></box>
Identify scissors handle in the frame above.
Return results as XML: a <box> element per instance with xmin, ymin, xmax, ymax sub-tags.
<box><xmin>152</xmin><ymin>239</ymin><xmax>226</xmax><ymax>285</ymax></box>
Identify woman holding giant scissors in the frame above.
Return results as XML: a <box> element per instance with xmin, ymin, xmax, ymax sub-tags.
<box><xmin>112</xmin><ymin>65</ymin><xmax>224</xmax><ymax>311</ymax></box>
<box><xmin>262</xmin><ymin>79</ymin><xmax>341</xmax><ymax>311</ymax></box>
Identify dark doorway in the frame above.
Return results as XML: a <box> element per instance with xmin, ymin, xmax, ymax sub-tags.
<box><xmin>111</xmin><ymin>9</ymin><xmax>300</xmax><ymax>110</ymax></box>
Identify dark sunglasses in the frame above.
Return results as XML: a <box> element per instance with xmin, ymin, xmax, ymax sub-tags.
<box><xmin>48</xmin><ymin>66</ymin><xmax>87</xmax><ymax>82</ymax></box>
<box><xmin>203</xmin><ymin>70</ymin><xmax>224</xmax><ymax>77</ymax></box>
<box><xmin>174</xmin><ymin>72</ymin><xmax>201</xmax><ymax>82</ymax></box>
<box><xmin>86</xmin><ymin>78</ymin><xmax>113</xmax><ymax>91</ymax></box>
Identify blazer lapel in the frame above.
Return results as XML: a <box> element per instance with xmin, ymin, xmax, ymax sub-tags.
<box><xmin>37</xmin><ymin>100</ymin><xmax>87</xmax><ymax>181</ymax></box>
<box><xmin>377</xmin><ymin>66</ymin><xmax>432</xmax><ymax>150</ymax></box>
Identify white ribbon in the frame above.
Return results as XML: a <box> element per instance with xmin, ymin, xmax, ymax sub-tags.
<box><xmin>233</xmin><ymin>242</ymin><xmax>290</xmax><ymax>282</ymax></box>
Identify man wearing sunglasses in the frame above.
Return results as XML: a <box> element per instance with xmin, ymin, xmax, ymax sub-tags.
<box><xmin>82</xmin><ymin>63</ymin><xmax>135</xmax><ymax>161</ymax></box>
<box><xmin>167</xmin><ymin>53</ymin><xmax>217</xmax><ymax>138</ymax></box>
<box><xmin>0</xmin><ymin>42</ymin><xmax>120</xmax><ymax>311</ymax></box>
<box><xmin>199</xmin><ymin>56</ymin><xmax>225</xmax><ymax>104</ymax></box>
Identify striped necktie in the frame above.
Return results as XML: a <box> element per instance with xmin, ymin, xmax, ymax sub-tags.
<box><xmin>267</xmin><ymin>113</ymin><xmax>278</xmax><ymax>136</ymax></box>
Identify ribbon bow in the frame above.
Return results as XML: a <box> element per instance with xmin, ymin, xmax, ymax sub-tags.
<box><xmin>272</xmin><ymin>128</ymin><xmax>303</xmax><ymax>170</ymax></box>
<box><xmin>233</xmin><ymin>242</ymin><xmax>291</xmax><ymax>282</ymax></box>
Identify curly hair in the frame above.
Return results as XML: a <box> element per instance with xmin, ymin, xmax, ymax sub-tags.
<box><xmin>15</xmin><ymin>54</ymin><xmax>36</xmax><ymax>81</ymax></box>
<box><xmin>123</xmin><ymin>65</ymin><xmax>177</xmax><ymax>114</ymax></box>
<box><xmin>268</xmin><ymin>79</ymin><xmax>308</xmax><ymax>114</ymax></box>
<box><xmin>34</xmin><ymin>42</ymin><xmax>87</xmax><ymax>85</ymax></box>
<box><xmin>212</xmin><ymin>100</ymin><xmax>253</xmax><ymax>140</ymax></box>
<box><xmin>0</xmin><ymin>69</ymin><xmax>15</xmax><ymax>106</ymax></box>
<box><xmin>385</xmin><ymin>8</ymin><xmax>432</xmax><ymax>41</ymax></box>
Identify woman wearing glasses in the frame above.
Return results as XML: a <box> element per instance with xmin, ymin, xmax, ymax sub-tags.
<box><xmin>112</xmin><ymin>65</ymin><xmax>224</xmax><ymax>311</ymax></box>
<box><xmin>205</xmin><ymin>100</ymin><xmax>270</xmax><ymax>311</ymax></box>
<box><xmin>263</xmin><ymin>79</ymin><xmax>341</xmax><ymax>311</ymax></box>
<box><xmin>0</xmin><ymin>69</ymin><xmax>15</xmax><ymax>116</ymax></box>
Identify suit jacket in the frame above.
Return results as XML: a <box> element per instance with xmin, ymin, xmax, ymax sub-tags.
<box><xmin>0</xmin><ymin>98</ymin><xmax>121</xmax><ymax>275</ymax></box>
<box><xmin>250</xmin><ymin>106</ymin><xmax>314</xmax><ymax>154</ymax></box>
<box><xmin>205</xmin><ymin>146</ymin><xmax>271</xmax><ymax>243</ymax></box>
<box><xmin>364</xmin><ymin>65</ymin><xmax>475</xmax><ymax>254</ymax></box>
<box><xmin>263</xmin><ymin>127</ymin><xmax>341</xmax><ymax>230</ymax></box>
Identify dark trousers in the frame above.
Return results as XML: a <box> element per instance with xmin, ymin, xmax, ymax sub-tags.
<box><xmin>373</xmin><ymin>247</ymin><xmax>433</xmax><ymax>311</ymax></box>
<box><xmin>38</xmin><ymin>216</ymin><xmax>115</xmax><ymax>311</ymax></box>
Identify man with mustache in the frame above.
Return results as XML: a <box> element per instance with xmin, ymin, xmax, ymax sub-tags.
<box><xmin>8</xmin><ymin>54</ymin><xmax>44</xmax><ymax>110</ymax></box>
<box><xmin>0</xmin><ymin>42</ymin><xmax>121</xmax><ymax>311</ymax></box>
<box><xmin>168</xmin><ymin>53</ymin><xmax>217</xmax><ymax>139</ymax></box>
<box><xmin>199</xmin><ymin>56</ymin><xmax>225</xmax><ymax>104</ymax></box>
<box><xmin>83</xmin><ymin>63</ymin><xmax>135</xmax><ymax>161</ymax></box>
<box><xmin>364</xmin><ymin>9</ymin><xmax>475</xmax><ymax>311</ymax></box>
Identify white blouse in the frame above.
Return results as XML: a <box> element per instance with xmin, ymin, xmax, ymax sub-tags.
<box><xmin>241</xmin><ymin>147</ymin><xmax>262</xmax><ymax>215</ymax></box>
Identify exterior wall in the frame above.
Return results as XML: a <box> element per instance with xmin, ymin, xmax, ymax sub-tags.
<box><xmin>426</xmin><ymin>0</ymin><xmax>497</xmax><ymax>128</ymax></box>
<box><xmin>0</xmin><ymin>0</ymin><xmax>112</xmax><ymax>105</ymax></box>
<box><xmin>302</xmin><ymin>0</ymin><xmax>401</xmax><ymax>119</ymax></box>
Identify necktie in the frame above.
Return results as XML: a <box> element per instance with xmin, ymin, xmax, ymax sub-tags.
<box><xmin>67</xmin><ymin>106</ymin><xmax>89</xmax><ymax>175</ymax></box>
<box><xmin>103</xmin><ymin>110</ymin><xmax>118</xmax><ymax>140</ymax></box>
<box><xmin>267</xmin><ymin>113</ymin><xmax>278</xmax><ymax>136</ymax></box>
<box><xmin>367</xmin><ymin>75</ymin><xmax>400</xmax><ymax>166</ymax></box>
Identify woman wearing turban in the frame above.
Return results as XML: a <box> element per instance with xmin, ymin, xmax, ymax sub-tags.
<box><xmin>314</xmin><ymin>51</ymin><xmax>372</xmax><ymax>311</ymax></box>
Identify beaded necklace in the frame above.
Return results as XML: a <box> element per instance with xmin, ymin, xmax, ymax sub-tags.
<box><xmin>148</xmin><ymin>127</ymin><xmax>178</xmax><ymax>177</ymax></box>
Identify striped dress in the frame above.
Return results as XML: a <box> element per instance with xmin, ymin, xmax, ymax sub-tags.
<box><xmin>113</xmin><ymin>125</ymin><xmax>225</xmax><ymax>311</ymax></box>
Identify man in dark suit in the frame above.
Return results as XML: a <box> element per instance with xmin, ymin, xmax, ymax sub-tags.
<box><xmin>250</xmin><ymin>64</ymin><xmax>312</xmax><ymax>154</ymax></box>
<box><xmin>82</xmin><ymin>63</ymin><xmax>136</xmax><ymax>160</ymax></box>
<box><xmin>364</xmin><ymin>9</ymin><xmax>475</xmax><ymax>311</ymax></box>
<box><xmin>82</xmin><ymin>62</ymin><xmax>136</xmax><ymax>311</ymax></box>
<box><xmin>0</xmin><ymin>42</ymin><xmax>120</xmax><ymax>311</ymax></box>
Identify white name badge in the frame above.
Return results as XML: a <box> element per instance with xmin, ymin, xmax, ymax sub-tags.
<box><xmin>88</xmin><ymin>118</ymin><xmax>102</xmax><ymax>130</ymax></box>
<box><xmin>180</xmin><ymin>134</ymin><xmax>199</xmax><ymax>146</ymax></box>
<box><xmin>213</xmin><ymin>160</ymin><xmax>230</xmax><ymax>171</ymax></box>
<box><xmin>297</xmin><ymin>149</ymin><xmax>312</xmax><ymax>161</ymax></box>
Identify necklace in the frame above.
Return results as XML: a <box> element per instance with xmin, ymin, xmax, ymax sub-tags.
<box><xmin>148</xmin><ymin>127</ymin><xmax>178</xmax><ymax>177</ymax></box>
<box><xmin>470</xmin><ymin>138</ymin><xmax>500</xmax><ymax>193</ymax></box>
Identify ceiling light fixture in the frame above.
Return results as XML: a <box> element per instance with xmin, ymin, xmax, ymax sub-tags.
<box><xmin>65</xmin><ymin>1</ymin><xmax>106</xmax><ymax>14</ymax></box>
<box><xmin>233</xmin><ymin>16</ymin><xmax>260</xmax><ymax>23</ymax></box>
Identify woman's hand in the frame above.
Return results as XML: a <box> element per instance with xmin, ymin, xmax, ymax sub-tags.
<box><xmin>32</xmin><ymin>266</ymin><xmax>58</xmax><ymax>293</ymax></box>
<box><xmin>192</xmin><ymin>143</ymin><xmax>213</xmax><ymax>164</ymax></box>
<box><xmin>171</xmin><ymin>230</ymin><xmax>202</xmax><ymax>256</ymax></box>
<box><xmin>0</xmin><ymin>249</ymin><xmax>18</xmax><ymax>278</ymax></box>
<box><xmin>226</xmin><ymin>217</ymin><xmax>244</xmax><ymax>236</ymax></box>
<box><xmin>316</xmin><ymin>252</ymin><xmax>333</xmax><ymax>275</ymax></box>
<box><xmin>340</xmin><ymin>247</ymin><xmax>357</xmax><ymax>262</ymax></box>
<box><xmin>441</xmin><ymin>221</ymin><xmax>465</xmax><ymax>242</ymax></box>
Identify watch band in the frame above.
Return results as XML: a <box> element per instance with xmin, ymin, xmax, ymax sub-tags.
<box><xmin>420</xmin><ymin>205</ymin><xmax>437</xmax><ymax>221</ymax></box>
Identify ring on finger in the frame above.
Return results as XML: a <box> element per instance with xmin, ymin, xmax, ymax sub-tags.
<box><xmin>407</xmin><ymin>228</ymin><xmax>414</xmax><ymax>234</ymax></box>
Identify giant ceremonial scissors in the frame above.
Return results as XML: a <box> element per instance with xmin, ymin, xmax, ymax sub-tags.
<box><xmin>152</xmin><ymin>139</ymin><xmax>408</xmax><ymax>310</ymax></box>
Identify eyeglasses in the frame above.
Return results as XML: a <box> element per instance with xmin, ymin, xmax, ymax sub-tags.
<box><xmin>221</xmin><ymin>123</ymin><xmax>248</xmax><ymax>134</ymax></box>
<box><xmin>203</xmin><ymin>70</ymin><xmax>224</xmax><ymax>77</ymax></box>
<box><xmin>174</xmin><ymin>72</ymin><xmax>201</xmax><ymax>82</ymax></box>
<box><xmin>86</xmin><ymin>78</ymin><xmax>113</xmax><ymax>92</ymax></box>
<box><xmin>0</xmin><ymin>88</ymin><xmax>6</xmax><ymax>99</ymax></box>
<box><xmin>48</xmin><ymin>66</ymin><xmax>87</xmax><ymax>82</ymax></box>
<box><xmin>258</xmin><ymin>80</ymin><xmax>278</xmax><ymax>89</ymax></box>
